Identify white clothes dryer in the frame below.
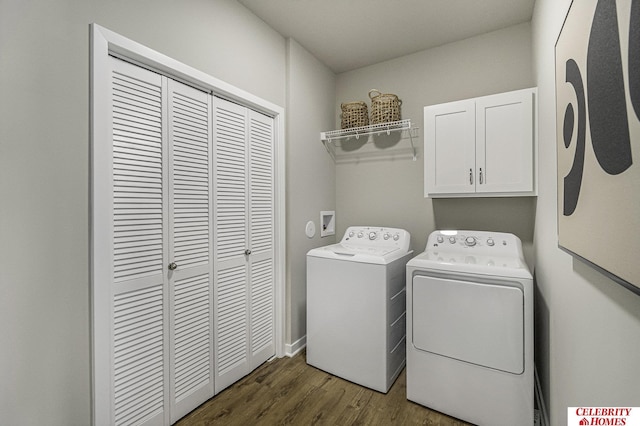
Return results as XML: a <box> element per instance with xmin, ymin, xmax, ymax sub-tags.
<box><xmin>306</xmin><ymin>226</ymin><xmax>413</xmax><ymax>393</ymax></box>
<box><xmin>406</xmin><ymin>230</ymin><xmax>533</xmax><ymax>426</ymax></box>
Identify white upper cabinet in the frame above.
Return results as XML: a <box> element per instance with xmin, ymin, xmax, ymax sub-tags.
<box><xmin>424</xmin><ymin>88</ymin><xmax>536</xmax><ymax>198</ymax></box>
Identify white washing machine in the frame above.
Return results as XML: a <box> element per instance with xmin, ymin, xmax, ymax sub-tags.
<box><xmin>406</xmin><ymin>230</ymin><xmax>533</xmax><ymax>426</ymax></box>
<box><xmin>306</xmin><ymin>226</ymin><xmax>413</xmax><ymax>393</ymax></box>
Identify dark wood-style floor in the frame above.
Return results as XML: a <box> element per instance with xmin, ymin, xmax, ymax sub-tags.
<box><xmin>176</xmin><ymin>351</ymin><xmax>471</xmax><ymax>425</ymax></box>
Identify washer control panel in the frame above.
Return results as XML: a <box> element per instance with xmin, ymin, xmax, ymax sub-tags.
<box><xmin>427</xmin><ymin>230</ymin><xmax>522</xmax><ymax>257</ymax></box>
<box><xmin>343</xmin><ymin>226</ymin><xmax>410</xmax><ymax>252</ymax></box>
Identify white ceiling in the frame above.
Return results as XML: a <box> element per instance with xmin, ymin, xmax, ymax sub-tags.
<box><xmin>238</xmin><ymin>0</ymin><xmax>536</xmax><ymax>73</ymax></box>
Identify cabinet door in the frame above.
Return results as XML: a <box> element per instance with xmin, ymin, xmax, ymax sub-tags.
<box><xmin>475</xmin><ymin>89</ymin><xmax>534</xmax><ymax>194</ymax></box>
<box><xmin>424</xmin><ymin>99</ymin><xmax>476</xmax><ymax>196</ymax></box>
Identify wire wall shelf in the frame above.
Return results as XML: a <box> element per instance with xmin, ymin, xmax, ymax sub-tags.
<box><xmin>320</xmin><ymin>119</ymin><xmax>417</xmax><ymax>161</ymax></box>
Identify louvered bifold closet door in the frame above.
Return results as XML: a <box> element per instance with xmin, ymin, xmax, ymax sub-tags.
<box><xmin>212</xmin><ymin>99</ymin><xmax>276</xmax><ymax>393</ymax></box>
<box><xmin>167</xmin><ymin>80</ymin><xmax>214</xmax><ymax>423</ymax></box>
<box><xmin>109</xmin><ymin>56</ymin><xmax>168</xmax><ymax>426</ymax></box>
<box><xmin>247</xmin><ymin>110</ymin><xmax>275</xmax><ymax>369</ymax></box>
<box><xmin>213</xmin><ymin>97</ymin><xmax>250</xmax><ymax>393</ymax></box>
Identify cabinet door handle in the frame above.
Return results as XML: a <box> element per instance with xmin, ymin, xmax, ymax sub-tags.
<box><xmin>469</xmin><ymin>168</ymin><xmax>473</xmax><ymax>185</ymax></box>
<box><xmin>168</xmin><ymin>262</ymin><xmax>178</xmax><ymax>271</ymax></box>
<box><xmin>244</xmin><ymin>249</ymin><xmax>252</xmax><ymax>255</ymax></box>
<box><xmin>479</xmin><ymin>168</ymin><xmax>483</xmax><ymax>184</ymax></box>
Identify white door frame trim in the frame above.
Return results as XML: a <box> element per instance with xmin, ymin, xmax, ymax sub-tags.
<box><xmin>90</xmin><ymin>23</ymin><xmax>286</xmax><ymax>426</ymax></box>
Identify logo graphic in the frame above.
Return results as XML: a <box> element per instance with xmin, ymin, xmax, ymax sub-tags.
<box><xmin>568</xmin><ymin>407</ymin><xmax>640</xmax><ymax>425</ymax></box>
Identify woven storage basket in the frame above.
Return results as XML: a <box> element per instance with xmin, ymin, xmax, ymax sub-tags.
<box><xmin>369</xmin><ymin>89</ymin><xmax>402</xmax><ymax>124</ymax></box>
<box><xmin>341</xmin><ymin>101</ymin><xmax>369</xmax><ymax>129</ymax></box>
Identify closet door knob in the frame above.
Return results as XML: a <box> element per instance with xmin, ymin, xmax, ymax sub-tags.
<box><xmin>168</xmin><ymin>262</ymin><xmax>178</xmax><ymax>271</ymax></box>
<box><xmin>244</xmin><ymin>249</ymin><xmax>252</xmax><ymax>255</ymax></box>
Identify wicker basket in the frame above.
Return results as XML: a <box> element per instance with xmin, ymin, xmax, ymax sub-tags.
<box><xmin>369</xmin><ymin>89</ymin><xmax>402</xmax><ymax>124</ymax></box>
<box><xmin>340</xmin><ymin>101</ymin><xmax>369</xmax><ymax>129</ymax></box>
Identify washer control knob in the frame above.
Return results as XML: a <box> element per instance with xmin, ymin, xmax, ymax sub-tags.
<box><xmin>487</xmin><ymin>238</ymin><xmax>495</xmax><ymax>246</ymax></box>
<box><xmin>437</xmin><ymin>236</ymin><xmax>444</xmax><ymax>243</ymax></box>
<box><xmin>349</xmin><ymin>231</ymin><xmax>355</xmax><ymax>237</ymax></box>
<box><xmin>465</xmin><ymin>236</ymin><xmax>476</xmax><ymax>247</ymax></box>
<box><xmin>393</xmin><ymin>233</ymin><xmax>400</xmax><ymax>241</ymax></box>
<box><xmin>368</xmin><ymin>231</ymin><xmax>377</xmax><ymax>240</ymax></box>
<box><xmin>383</xmin><ymin>233</ymin><xmax>391</xmax><ymax>240</ymax></box>
<box><xmin>449</xmin><ymin>236</ymin><xmax>456</xmax><ymax>244</ymax></box>
<box><xmin>357</xmin><ymin>232</ymin><xmax>363</xmax><ymax>238</ymax></box>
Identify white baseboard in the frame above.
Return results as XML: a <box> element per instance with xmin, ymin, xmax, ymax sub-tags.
<box><xmin>285</xmin><ymin>335</ymin><xmax>306</xmax><ymax>357</ymax></box>
<box><xmin>534</xmin><ymin>365</ymin><xmax>549</xmax><ymax>426</ymax></box>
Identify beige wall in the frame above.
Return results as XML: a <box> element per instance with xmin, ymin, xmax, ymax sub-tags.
<box><xmin>532</xmin><ymin>1</ymin><xmax>640</xmax><ymax>424</ymax></box>
<box><xmin>285</xmin><ymin>39</ymin><xmax>336</xmax><ymax>348</ymax></box>
<box><xmin>334</xmin><ymin>23</ymin><xmax>535</xmax><ymax>259</ymax></box>
<box><xmin>0</xmin><ymin>1</ymin><xmax>287</xmax><ymax>424</ymax></box>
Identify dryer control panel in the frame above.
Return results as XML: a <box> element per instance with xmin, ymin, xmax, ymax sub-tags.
<box><xmin>342</xmin><ymin>226</ymin><xmax>411</xmax><ymax>253</ymax></box>
<box><xmin>427</xmin><ymin>230</ymin><xmax>523</xmax><ymax>258</ymax></box>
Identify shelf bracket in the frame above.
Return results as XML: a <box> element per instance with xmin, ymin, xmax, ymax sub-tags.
<box><xmin>408</xmin><ymin>127</ymin><xmax>416</xmax><ymax>161</ymax></box>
